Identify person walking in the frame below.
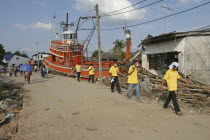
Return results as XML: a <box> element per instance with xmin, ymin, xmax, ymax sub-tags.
<box><xmin>25</xmin><ymin>71</ymin><xmax>32</xmax><ymax>84</ymax></box>
<box><xmin>75</xmin><ymin>62</ymin><xmax>82</xmax><ymax>82</ymax></box>
<box><xmin>3</xmin><ymin>66</ymin><xmax>7</xmax><ymax>75</ymax></box>
<box><xmin>125</xmin><ymin>60</ymin><xmax>142</xmax><ymax>103</ymax></box>
<box><xmin>8</xmin><ymin>66</ymin><xmax>14</xmax><ymax>77</ymax></box>
<box><xmin>160</xmin><ymin>62</ymin><xmax>190</xmax><ymax>115</ymax></box>
<box><xmin>41</xmin><ymin>65</ymin><xmax>47</xmax><ymax>78</ymax></box>
<box><xmin>88</xmin><ymin>64</ymin><xmax>95</xmax><ymax>83</ymax></box>
<box><xmin>34</xmin><ymin>65</ymin><xmax>38</xmax><ymax>73</ymax></box>
<box><xmin>109</xmin><ymin>61</ymin><xmax>122</xmax><ymax>94</ymax></box>
<box><xmin>14</xmin><ymin>66</ymin><xmax>19</xmax><ymax>77</ymax></box>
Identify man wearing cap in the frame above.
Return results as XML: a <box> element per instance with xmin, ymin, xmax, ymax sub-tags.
<box><xmin>160</xmin><ymin>62</ymin><xmax>190</xmax><ymax>115</ymax></box>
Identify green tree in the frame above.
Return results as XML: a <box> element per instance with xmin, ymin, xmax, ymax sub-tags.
<box><xmin>92</xmin><ymin>50</ymin><xmax>103</xmax><ymax>58</ymax></box>
<box><xmin>5</xmin><ymin>51</ymin><xmax>12</xmax><ymax>55</ymax></box>
<box><xmin>92</xmin><ymin>50</ymin><xmax>98</xmax><ymax>57</ymax></box>
<box><xmin>13</xmin><ymin>51</ymin><xmax>29</xmax><ymax>58</ymax></box>
<box><xmin>119</xmin><ymin>51</ymin><xmax>126</xmax><ymax>61</ymax></box>
<box><xmin>109</xmin><ymin>39</ymin><xmax>125</xmax><ymax>52</ymax></box>
<box><xmin>109</xmin><ymin>39</ymin><xmax>126</xmax><ymax>61</ymax></box>
<box><xmin>0</xmin><ymin>44</ymin><xmax>6</xmax><ymax>64</ymax></box>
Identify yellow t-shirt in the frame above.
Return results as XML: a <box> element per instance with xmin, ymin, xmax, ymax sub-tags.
<box><xmin>88</xmin><ymin>66</ymin><xmax>94</xmax><ymax>75</ymax></box>
<box><xmin>34</xmin><ymin>66</ymin><xmax>37</xmax><ymax>69</ymax></box>
<box><xmin>127</xmin><ymin>65</ymin><xmax>138</xmax><ymax>84</ymax></box>
<box><xmin>75</xmin><ymin>65</ymin><xmax>81</xmax><ymax>72</ymax></box>
<box><xmin>164</xmin><ymin>69</ymin><xmax>181</xmax><ymax>91</ymax></box>
<box><xmin>109</xmin><ymin>66</ymin><xmax>119</xmax><ymax>76</ymax></box>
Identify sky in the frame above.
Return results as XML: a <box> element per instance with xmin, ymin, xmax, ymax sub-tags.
<box><xmin>0</xmin><ymin>0</ymin><xmax>210</xmax><ymax>57</ymax></box>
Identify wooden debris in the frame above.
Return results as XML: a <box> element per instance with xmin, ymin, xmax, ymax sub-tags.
<box><xmin>103</xmin><ymin>69</ymin><xmax>210</xmax><ymax>113</ymax></box>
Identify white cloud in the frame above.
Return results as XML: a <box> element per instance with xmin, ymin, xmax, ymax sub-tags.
<box><xmin>76</xmin><ymin>0</ymin><xmax>148</xmax><ymax>26</ymax></box>
<box><xmin>179</xmin><ymin>0</ymin><xmax>201</xmax><ymax>4</ymax></box>
<box><xmin>13</xmin><ymin>22</ymin><xmax>53</xmax><ymax>30</ymax></box>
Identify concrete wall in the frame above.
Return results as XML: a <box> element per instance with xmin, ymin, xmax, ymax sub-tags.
<box><xmin>142</xmin><ymin>38</ymin><xmax>185</xmax><ymax>72</ymax></box>
<box><xmin>8</xmin><ymin>55</ymin><xmax>30</xmax><ymax>66</ymax></box>
<box><xmin>33</xmin><ymin>54</ymin><xmax>50</xmax><ymax>61</ymax></box>
<box><xmin>184</xmin><ymin>36</ymin><xmax>210</xmax><ymax>85</ymax></box>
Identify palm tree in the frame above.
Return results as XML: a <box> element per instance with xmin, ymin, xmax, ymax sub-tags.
<box><xmin>109</xmin><ymin>39</ymin><xmax>125</xmax><ymax>52</ymax></box>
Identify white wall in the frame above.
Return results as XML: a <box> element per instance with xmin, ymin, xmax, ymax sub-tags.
<box><xmin>184</xmin><ymin>36</ymin><xmax>210</xmax><ymax>85</ymax></box>
<box><xmin>8</xmin><ymin>55</ymin><xmax>30</xmax><ymax>66</ymax></box>
<box><xmin>33</xmin><ymin>54</ymin><xmax>50</xmax><ymax>60</ymax></box>
<box><xmin>142</xmin><ymin>36</ymin><xmax>210</xmax><ymax>85</ymax></box>
<box><xmin>142</xmin><ymin>38</ymin><xmax>185</xmax><ymax>72</ymax></box>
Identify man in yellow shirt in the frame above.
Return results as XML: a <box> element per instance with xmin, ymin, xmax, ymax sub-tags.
<box><xmin>75</xmin><ymin>62</ymin><xmax>82</xmax><ymax>82</ymax></box>
<box><xmin>160</xmin><ymin>62</ymin><xmax>190</xmax><ymax>115</ymax></box>
<box><xmin>88</xmin><ymin>64</ymin><xmax>95</xmax><ymax>83</ymax></box>
<box><xmin>126</xmin><ymin>60</ymin><xmax>142</xmax><ymax>103</ymax></box>
<box><xmin>109</xmin><ymin>61</ymin><xmax>122</xmax><ymax>94</ymax></box>
<box><xmin>34</xmin><ymin>65</ymin><xmax>38</xmax><ymax>73</ymax></box>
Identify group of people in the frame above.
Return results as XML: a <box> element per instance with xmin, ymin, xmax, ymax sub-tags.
<box><xmin>2</xmin><ymin>65</ymin><xmax>20</xmax><ymax>77</ymax></box>
<box><xmin>73</xmin><ymin>62</ymin><xmax>95</xmax><ymax>83</ymax></box>
<box><xmin>74</xmin><ymin>60</ymin><xmax>190</xmax><ymax>115</ymax></box>
<box><xmin>109</xmin><ymin>60</ymin><xmax>142</xmax><ymax>103</ymax></box>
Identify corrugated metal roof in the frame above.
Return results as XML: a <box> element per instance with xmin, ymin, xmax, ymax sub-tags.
<box><xmin>142</xmin><ymin>31</ymin><xmax>210</xmax><ymax>45</ymax></box>
<box><xmin>4</xmin><ymin>55</ymin><xmax>14</xmax><ymax>61</ymax></box>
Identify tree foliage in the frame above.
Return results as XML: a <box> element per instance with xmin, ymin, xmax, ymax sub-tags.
<box><xmin>5</xmin><ymin>51</ymin><xmax>12</xmax><ymax>55</ymax></box>
<box><xmin>92</xmin><ymin>50</ymin><xmax>98</xmax><ymax>57</ymax></box>
<box><xmin>0</xmin><ymin>44</ymin><xmax>6</xmax><ymax>64</ymax></box>
<box><xmin>13</xmin><ymin>51</ymin><xmax>29</xmax><ymax>58</ymax></box>
<box><xmin>119</xmin><ymin>51</ymin><xmax>126</xmax><ymax>61</ymax></box>
<box><xmin>109</xmin><ymin>39</ymin><xmax>126</xmax><ymax>61</ymax></box>
<box><xmin>92</xmin><ymin>50</ymin><xmax>103</xmax><ymax>58</ymax></box>
<box><xmin>109</xmin><ymin>39</ymin><xmax>125</xmax><ymax>53</ymax></box>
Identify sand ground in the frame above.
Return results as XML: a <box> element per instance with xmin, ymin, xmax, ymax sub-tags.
<box><xmin>13</xmin><ymin>72</ymin><xmax>210</xmax><ymax>140</ymax></box>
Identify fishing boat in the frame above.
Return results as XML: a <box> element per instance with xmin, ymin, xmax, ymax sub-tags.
<box><xmin>43</xmin><ymin>13</ymin><xmax>132</xmax><ymax>79</ymax></box>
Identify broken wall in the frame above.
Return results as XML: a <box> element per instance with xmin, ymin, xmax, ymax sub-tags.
<box><xmin>184</xmin><ymin>36</ymin><xmax>210</xmax><ymax>85</ymax></box>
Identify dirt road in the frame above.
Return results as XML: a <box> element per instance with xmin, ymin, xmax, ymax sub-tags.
<box><xmin>14</xmin><ymin>73</ymin><xmax>210</xmax><ymax>140</ymax></box>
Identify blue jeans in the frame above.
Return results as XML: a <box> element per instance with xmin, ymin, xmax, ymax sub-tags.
<box><xmin>126</xmin><ymin>84</ymin><xmax>140</xmax><ymax>100</ymax></box>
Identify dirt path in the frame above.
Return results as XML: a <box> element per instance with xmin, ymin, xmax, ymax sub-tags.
<box><xmin>14</xmin><ymin>73</ymin><xmax>210</xmax><ymax>140</ymax></box>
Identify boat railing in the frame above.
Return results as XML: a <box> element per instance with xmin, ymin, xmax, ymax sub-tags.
<box><xmin>51</xmin><ymin>41</ymin><xmax>83</xmax><ymax>52</ymax></box>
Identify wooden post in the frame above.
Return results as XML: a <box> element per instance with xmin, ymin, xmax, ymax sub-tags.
<box><xmin>96</xmin><ymin>4</ymin><xmax>103</xmax><ymax>83</ymax></box>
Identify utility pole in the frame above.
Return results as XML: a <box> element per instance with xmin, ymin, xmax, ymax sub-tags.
<box><xmin>161</xmin><ymin>6</ymin><xmax>173</xmax><ymax>34</ymax></box>
<box><xmin>37</xmin><ymin>41</ymin><xmax>39</xmax><ymax>71</ymax></box>
<box><xmin>95</xmin><ymin>4</ymin><xmax>103</xmax><ymax>83</ymax></box>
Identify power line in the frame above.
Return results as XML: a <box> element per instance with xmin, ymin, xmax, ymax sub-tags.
<box><xmin>99</xmin><ymin>1</ymin><xmax>210</xmax><ymax>30</ymax></box>
<box><xmin>193</xmin><ymin>25</ymin><xmax>210</xmax><ymax>31</ymax></box>
<box><xmin>71</xmin><ymin>0</ymin><xmax>111</xmax><ymax>26</ymax></box>
<box><xmin>101</xmin><ymin>0</ymin><xmax>147</xmax><ymax>16</ymax></box>
<box><xmin>101</xmin><ymin>0</ymin><xmax>163</xmax><ymax>17</ymax></box>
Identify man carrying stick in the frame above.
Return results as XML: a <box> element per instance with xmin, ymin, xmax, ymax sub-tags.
<box><xmin>126</xmin><ymin>60</ymin><xmax>143</xmax><ymax>103</ymax></box>
<box><xmin>160</xmin><ymin>62</ymin><xmax>190</xmax><ymax>115</ymax></box>
<box><xmin>109</xmin><ymin>61</ymin><xmax>122</xmax><ymax>94</ymax></box>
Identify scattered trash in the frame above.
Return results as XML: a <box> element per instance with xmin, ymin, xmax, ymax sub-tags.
<box><xmin>86</xmin><ymin>127</ymin><xmax>97</xmax><ymax>131</ymax></box>
<box><xmin>44</xmin><ymin>108</ymin><xmax>50</xmax><ymax>111</ymax></box>
<box><xmin>72</xmin><ymin>111</ymin><xmax>80</xmax><ymax>115</ymax></box>
<box><xmin>5</xmin><ymin>113</ymin><xmax>15</xmax><ymax>119</ymax></box>
<box><xmin>0</xmin><ymin>76</ymin><xmax>25</xmax><ymax>139</ymax></box>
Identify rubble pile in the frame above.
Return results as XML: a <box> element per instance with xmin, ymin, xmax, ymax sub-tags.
<box><xmin>0</xmin><ymin>77</ymin><xmax>25</xmax><ymax>139</ymax></box>
<box><xmin>103</xmin><ymin>70</ymin><xmax>210</xmax><ymax>113</ymax></box>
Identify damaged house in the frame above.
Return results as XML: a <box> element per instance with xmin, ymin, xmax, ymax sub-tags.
<box><xmin>141</xmin><ymin>31</ymin><xmax>210</xmax><ymax>85</ymax></box>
